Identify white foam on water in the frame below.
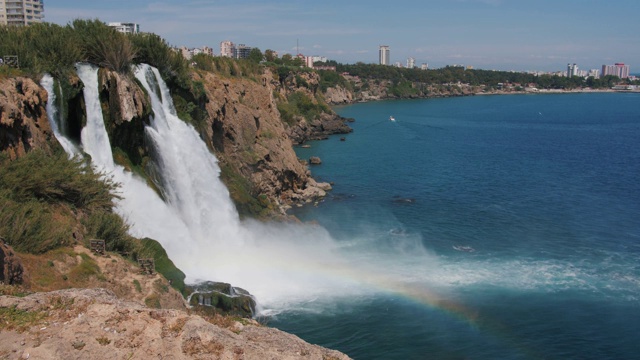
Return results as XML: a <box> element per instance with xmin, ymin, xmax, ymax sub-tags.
<box><xmin>64</xmin><ymin>63</ymin><xmax>640</xmax><ymax>315</ymax></box>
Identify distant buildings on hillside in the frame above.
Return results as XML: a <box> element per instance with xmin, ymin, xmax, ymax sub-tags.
<box><xmin>218</xmin><ymin>41</ymin><xmax>253</xmax><ymax>60</ymax></box>
<box><xmin>602</xmin><ymin>63</ymin><xmax>630</xmax><ymax>79</ymax></box>
<box><xmin>0</xmin><ymin>0</ymin><xmax>44</xmax><ymax>26</ymax></box>
<box><xmin>108</xmin><ymin>22</ymin><xmax>140</xmax><ymax>34</ymax></box>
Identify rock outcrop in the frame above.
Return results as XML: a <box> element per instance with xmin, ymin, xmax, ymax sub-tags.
<box><xmin>0</xmin><ymin>76</ymin><xmax>55</xmax><ymax>159</ymax></box>
<box><xmin>287</xmin><ymin>112</ymin><xmax>353</xmax><ymax>145</ymax></box>
<box><xmin>0</xmin><ymin>288</ymin><xmax>351</xmax><ymax>360</ymax></box>
<box><xmin>324</xmin><ymin>85</ymin><xmax>353</xmax><ymax>105</ymax></box>
<box><xmin>0</xmin><ymin>239</ymin><xmax>25</xmax><ymax>285</ymax></box>
<box><xmin>193</xmin><ymin>69</ymin><xmax>332</xmax><ymax>211</ymax></box>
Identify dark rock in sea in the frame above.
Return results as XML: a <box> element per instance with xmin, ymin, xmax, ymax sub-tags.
<box><xmin>185</xmin><ymin>281</ymin><xmax>256</xmax><ymax>318</ymax></box>
<box><xmin>309</xmin><ymin>156</ymin><xmax>322</xmax><ymax>165</ymax></box>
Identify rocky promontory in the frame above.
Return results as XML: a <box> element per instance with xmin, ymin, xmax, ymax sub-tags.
<box><xmin>0</xmin><ymin>288</ymin><xmax>350</xmax><ymax>360</ymax></box>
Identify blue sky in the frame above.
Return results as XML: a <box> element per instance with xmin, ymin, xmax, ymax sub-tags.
<box><xmin>46</xmin><ymin>0</ymin><xmax>640</xmax><ymax>72</ymax></box>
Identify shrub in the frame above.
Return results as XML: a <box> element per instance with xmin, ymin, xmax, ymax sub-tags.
<box><xmin>71</xmin><ymin>19</ymin><xmax>136</xmax><ymax>74</ymax></box>
<box><xmin>130</xmin><ymin>32</ymin><xmax>190</xmax><ymax>87</ymax></box>
<box><xmin>0</xmin><ymin>150</ymin><xmax>130</xmax><ymax>254</ymax></box>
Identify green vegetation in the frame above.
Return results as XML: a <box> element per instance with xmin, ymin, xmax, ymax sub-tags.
<box><xmin>0</xmin><ymin>19</ymin><xmax>189</xmax><ymax>83</ymax></box>
<box><xmin>68</xmin><ymin>253</ymin><xmax>104</xmax><ymax>281</ymax></box>
<box><xmin>219</xmin><ymin>163</ymin><xmax>274</xmax><ymax>219</ymax></box>
<box><xmin>335</xmin><ymin>63</ymin><xmax>625</xmax><ymax>90</ymax></box>
<box><xmin>133</xmin><ymin>279</ymin><xmax>142</xmax><ymax>293</ymax></box>
<box><xmin>191</xmin><ymin>53</ymin><xmax>262</xmax><ymax>78</ymax></box>
<box><xmin>0</xmin><ymin>150</ymin><xmax>138</xmax><ymax>255</ymax></box>
<box><xmin>139</xmin><ymin>238</ymin><xmax>186</xmax><ymax>294</ymax></box>
<box><xmin>277</xmin><ymin>91</ymin><xmax>330</xmax><ymax>125</ymax></box>
<box><xmin>0</xmin><ymin>306</ymin><xmax>46</xmax><ymax>332</ymax></box>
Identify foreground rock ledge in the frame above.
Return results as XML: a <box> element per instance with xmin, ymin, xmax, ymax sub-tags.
<box><xmin>0</xmin><ymin>288</ymin><xmax>351</xmax><ymax>360</ymax></box>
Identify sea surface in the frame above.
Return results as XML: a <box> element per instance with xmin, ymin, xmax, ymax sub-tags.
<box><xmin>270</xmin><ymin>93</ymin><xmax>640</xmax><ymax>359</ymax></box>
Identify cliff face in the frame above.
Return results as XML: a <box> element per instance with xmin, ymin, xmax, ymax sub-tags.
<box><xmin>0</xmin><ymin>77</ymin><xmax>55</xmax><ymax>159</ymax></box>
<box><xmin>0</xmin><ymin>67</ymin><xmax>334</xmax><ymax>214</ymax></box>
<box><xmin>192</xmin><ymin>69</ymin><xmax>331</xmax><ymax>212</ymax></box>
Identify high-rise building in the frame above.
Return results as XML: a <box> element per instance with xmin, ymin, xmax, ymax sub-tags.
<box><xmin>220</xmin><ymin>41</ymin><xmax>235</xmax><ymax>58</ymax></box>
<box><xmin>107</xmin><ymin>22</ymin><xmax>140</xmax><ymax>34</ymax></box>
<box><xmin>0</xmin><ymin>0</ymin><xmax>44</xmax><ymax>26</ymax></box>
<box><xmin>234</xmin><ymin>44</ymin><xmax>253</xmax><ymax>59</ymax></box>
<box><xmin>602</xmin><ymin>63</ymin><xmax>630</xmax><ymax>79</ymax></box>
<box><xmin>379</xmin><ymin>45</ymin><xmax>390</xmax><ymax>65</ymax></box>
<box><xmin>407</xmin><ymin>57</ymin><xmax>415</xmax><ymax>69</ymax></box>
<box><xmin>567</xmin><ymin>63</ymin><xmax>578</xmax><ymax>77</ymax></box>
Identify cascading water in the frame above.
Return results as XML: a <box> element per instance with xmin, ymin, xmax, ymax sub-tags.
<box><xmin>45</xmin><ymin>64</ymin><xmax>465</xmax><ymax>315</ymax></box>
<box><xmin>40</xmin><ymin>74</ymin><xmax>78</xmax><ymax>156</ymax></box>
<box><xmin>59</xmin><ymin>63</ymin><xmax>380</xmax><ymax>311</ymax></box>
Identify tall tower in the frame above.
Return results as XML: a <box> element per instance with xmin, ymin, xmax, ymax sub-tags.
<box><xmin>567</xmin><ymin>63</ymin><xmax>578</xmax><ymax>77</ymax></box>
<box><xmin>0</xmin><ymin>0</ymin><xmax>44</xmax><ymax>26</ymax></box>
<box><xmin>379</xmin><ymin>45</ymin><xmax>390</xmax><ymax>65</ymax></box>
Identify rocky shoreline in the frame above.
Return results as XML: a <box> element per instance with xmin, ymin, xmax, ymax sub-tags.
<box><xmin>0</xmin><ymin>288</ymin><xmax>350</xmax><ymax>360</ymax></box>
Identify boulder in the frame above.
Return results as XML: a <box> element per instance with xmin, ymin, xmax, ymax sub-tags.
<box><xmin>309</xmin><ymin>156</ymin><xmax>322</xmax><ymax>165</ymax></box>
<box><xmin>185</xmin><ymin>281</ymin><xmax>256</xmax><ymax>318</ymax></box>
<box><xmin>0</xmin><ymin>238</ymin><xmax>25</xmax><ymax>285</ymax></box>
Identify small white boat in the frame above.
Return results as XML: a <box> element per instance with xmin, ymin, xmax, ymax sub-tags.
<box><xmin>453</xmin><ymin>245</ymin><xmax>475</xmax><ymax>252</ymax></box>
<box><xmin>389</xmin><ymin>116</ymin><xmax>396</xmax><ymax>121</ymax></box>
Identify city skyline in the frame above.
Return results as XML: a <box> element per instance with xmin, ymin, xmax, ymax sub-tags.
<box><xmin>44</xmin><ymin>0</ymin><xmax>640</xmax><ymax>72</ymax></box>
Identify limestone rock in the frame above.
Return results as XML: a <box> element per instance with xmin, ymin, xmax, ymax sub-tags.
<box><xmin>0</xmin><ymin>77</ymin><xmax>55</xmax><ymax>159</ymax></box>
<box><xmin>0</xmin><ymin>288</ymin><xmax>352</xmax><ymax>359</ymax></box>
<box><xmin>309</xmin><ymin>156</ymin><xmax>322</xmax><ymax>165</ymax></box>
<box><xmin>0</xmin><ymin>239</ymin><xmax>25</xmax><ymax>285</ymax></box>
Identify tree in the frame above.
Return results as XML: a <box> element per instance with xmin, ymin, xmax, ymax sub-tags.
<box><xmin>248</xmin><ymin>48</ymin><xmax>263</xmax><ymax>63</ymax></box>
<box><xmin>264</xmin><ymin>49</ymin><xmax>277</xmax><ymax>62</ymax></box>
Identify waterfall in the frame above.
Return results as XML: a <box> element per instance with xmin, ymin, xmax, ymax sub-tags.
<box><xmin>40</xmin><ymin>74</ymin><xmax>78</xmax><ymax>156</ymax></box>
<box><xmin>134</xmin><ymin>65</ymin><xmax>241</xmax><ymax>242</ymax></box>
<box><xmin>66</xmin><ymin>63</ymin><xmax>389</xmax><ymax>311</ymax></box>
<box><xmin>75</xmin><ymin>64</ymin><xmax>115</xmax><ymax>168</ymax></box>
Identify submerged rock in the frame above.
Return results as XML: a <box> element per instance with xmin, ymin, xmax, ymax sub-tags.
<box><xmin>185</xmin><ymin>281</ymin><xmax>257</xmax><ymax>318</ymax></box>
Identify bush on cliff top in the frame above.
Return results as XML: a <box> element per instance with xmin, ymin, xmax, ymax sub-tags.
<box><xmin>0</xmin><ymin>150</ymin><xmax>134</xmax><ymax>254</ymax></box>
<box><xmin>0</xmin><ymin>19</ymin><xmax>188</xmax><ymax>82</ymax></box>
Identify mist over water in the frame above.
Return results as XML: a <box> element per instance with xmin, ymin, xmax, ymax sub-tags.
<box><xmin>46</xmin><ymin>66</ymin><xmax>640</xmax><ymax>358</ymax></box>
<box><xmin>67</xmin><ymin>63</ymin><xmax>442</xmax><ymax>310</ymax></box>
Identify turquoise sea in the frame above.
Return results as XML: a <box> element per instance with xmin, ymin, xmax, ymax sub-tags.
<box><xmin>272</xmin><ymin>93</ymin><xmax>640</xmax><ymax>359</ymax></box>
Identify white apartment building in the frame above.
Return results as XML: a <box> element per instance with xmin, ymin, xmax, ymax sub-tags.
<box><xmin>602</xmin><ymin>63</ymin><xmax>630</xmax><ymax>79</ymax></box>
<box><xmin>0</xmin><ymin>0</ymin><xmax>44</xmax><ymax>26</ymax></box>
<box><xmin>379</xmin><ymin>45</ymin><xmax>390</xmax><ymax>65</ymax></box>
<box><xmin>407</xmin><ymin>57</ymin><xmax>415</xmax><ymax>69</ymax></box>
<box><xmin>220</xmin><ymin>41</ymin><xmax>235</xmax><ymax>57</ymax></box>
<box><xmin>587</xmin><ymin>69</ymin><xmax>600</xmax><ymax>78</ymax></box>
<box><xmin>107</xmin><ymin>22</ymin><xmax>140</xmax><ymax>34</ymax></box>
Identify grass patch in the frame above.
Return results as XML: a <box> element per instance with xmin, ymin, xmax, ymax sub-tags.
<box><xmin>144</xmin><ymin>294</ymin><xmax>161</xmax><ymax>309</ymax></box>
<box><xmin>133</xmin><ymin>279</ymin><xmax>142</xmax><ymax>293</ymax></box>
<box><xmin>0</xmin><ymin>306</ymin><xmax>47</xmax><ymax>332</ymax></box>
<box><xmin>139</xmin><ymin>238</ymin><xmax>186</xmax><ymax>295</ymax></box>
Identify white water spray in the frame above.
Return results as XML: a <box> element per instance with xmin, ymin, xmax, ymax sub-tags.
<box><xmin>40</xmin><ymin>74</ymin><xmax>78</xmax><ymax>156</ymax></box>
<box><xmin>42</xmin><ymin>63</ymin><xmax>628</xmax><ymax>316</ymax></box>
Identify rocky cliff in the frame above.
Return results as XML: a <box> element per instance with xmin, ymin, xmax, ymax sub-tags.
<box><xmin>0</xmin><ymin>244</ymin><xmax>351</xmax><ymax>360</ymax></box>
<box><xmin>190</xmin><ymin>69</ymin><xmax>332</xmax><ymax>213</ymax></box>
<box><xmin>0</xmin><ymin>77</ymin><xmax>56</xmax><ymax>159</ymax></box>
<box><xmin>0</xmin><ymin>66</ymin><xmax>340</xmax><ymax>215</ymax></box>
